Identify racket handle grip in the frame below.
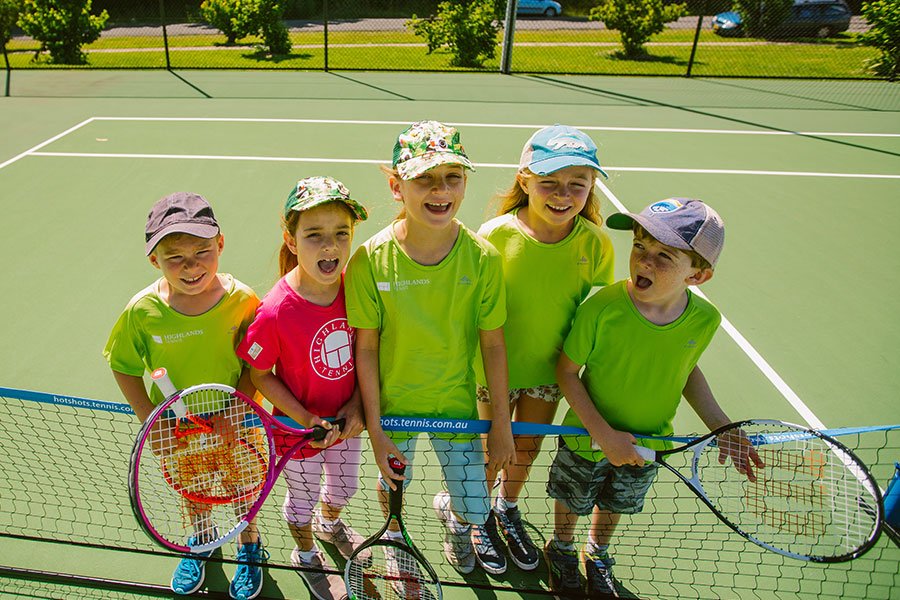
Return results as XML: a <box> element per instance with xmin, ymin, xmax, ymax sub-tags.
<box><xmin>634</xmin><ymin>445</ymin><xmax>656</xmax><ymax>462</ymax></box>
<box><xmin>151</xmin><ymin>368</ymin><xmax>178</xmax><ymax>399</ymax></box>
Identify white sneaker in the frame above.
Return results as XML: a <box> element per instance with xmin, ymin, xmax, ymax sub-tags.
<box><xmin>313</xmin><ymin>509</ymin><xmax>371</xmax><ymax>565</ymax></box>
<box><xmin>432</xmin><ymin>491</ymin><xmax>475</xmax><ymax>574</ymax></box>
<box><xmin>291</xmin><ymin>546</ymin><xmax>348</xmax><ymax>600</ymax></box>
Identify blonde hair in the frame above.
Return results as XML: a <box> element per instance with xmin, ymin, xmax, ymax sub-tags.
<box><xmin>495</xmin><ymin>169</ymin><xmax>602</xmax><ymax>226</ymax></box>
<box><xmin>279</xmin><ymin>204</ymin><xmax>356</xmax><ymax>277</ymax></box>
<box><xmin>381</xmin><ymin>165</ymin><xmax>407</xmax><ymax>220</ymax></box>
<box><xmin>633</xmin><ymin>224</ymin><xmax>711</xmax><ymax>270</ymax></box>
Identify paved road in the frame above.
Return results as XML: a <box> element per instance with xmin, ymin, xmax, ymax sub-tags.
<box><xmin>75</xmin><ymin>15</ymin><xmax>870</xmax><ymax>38</ymax></box>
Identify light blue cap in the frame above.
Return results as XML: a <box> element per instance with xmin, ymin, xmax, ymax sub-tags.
<box><xmin>519</xmin><ymin>124</ymin><xmax>607</xmax><ymax>178</ymax></box>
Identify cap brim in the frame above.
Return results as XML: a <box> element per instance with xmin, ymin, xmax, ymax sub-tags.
<box><xmin>397</xmin><ymin>152</ymin><xmax>475</xmax><ymax>180</ymax></box>
<box><xmin>607</xmin><ymin>212</ymin><xmax>693</xmax><ymax>253</ymax></box>
<box><xmin>286</xmin><ymin>197</ymin><xmax>368</xmax><ymax>222</ymax></box>
<box><xmin>145</xmin><ymin>223</ymin><xmax>220</xmax><ymax>255</ymax></box>
<box><xmin>527</xmin><ymin>155</ymin><xmax>608</xmax><ymax>179</ymax></box>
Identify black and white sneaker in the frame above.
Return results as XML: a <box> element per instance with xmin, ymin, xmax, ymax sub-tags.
<box><xmin>495</xmin><ymin>504</ymin><xmax>539</xmax><ymax>571</ymax></box>
<box><xmin>471</xmin><ymin>511</ymin><xmax>507</xmax><ymax>575</ymax></box>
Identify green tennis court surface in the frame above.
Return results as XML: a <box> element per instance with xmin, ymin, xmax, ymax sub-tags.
<box><xmin>1</xmin><ymin>71</ymin><xmax>898</xmax><ymax>599</ymax></box>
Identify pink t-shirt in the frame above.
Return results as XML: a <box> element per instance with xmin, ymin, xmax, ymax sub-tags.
<box><xmin>237</xmin><ymin>275</ymin><xmax>356</xmax><ymax>458</ymax></box>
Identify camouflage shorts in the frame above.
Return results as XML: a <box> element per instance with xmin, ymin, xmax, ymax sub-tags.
<box><xmin>476</xmin><ymin>384</ymin><xmax>562</xmax><ymax>404</ymax></box>
<box><xmin>546</xmin><ymin>438</ymin><xmax>658</xmax><ymax>515</ymax></box>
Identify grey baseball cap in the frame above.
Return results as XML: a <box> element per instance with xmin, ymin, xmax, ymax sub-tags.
<box><xmin>606</xmin><ymin>198</ymin><xmax>725</xmax><ymax>267</ymax></box>
<box><xmin>145</xmin><ymin>192</ymin><xmax>220</xmax><ymax>255</ymax></box>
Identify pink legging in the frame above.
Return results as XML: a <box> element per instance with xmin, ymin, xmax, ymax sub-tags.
<box><xmin>281</xmin><ymin>436</ymin><xmax>363</xmax><ymax>527</ymax></box>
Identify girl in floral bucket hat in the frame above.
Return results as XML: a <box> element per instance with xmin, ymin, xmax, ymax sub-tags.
<box><xmin>237</xmin><ymin>175</ymin><xmax>369</xmax><ymax>600</ymax></box>
<box><xmin>346</xmin><ymin>121</ymin><xmax>515</xmax><ymax>577</ymax></box>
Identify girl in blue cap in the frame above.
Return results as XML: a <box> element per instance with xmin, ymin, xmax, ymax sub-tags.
<box><xmin>474</xmin><ymin>125</ymin><xmax>615</xmax><ymax>572</ymax></box>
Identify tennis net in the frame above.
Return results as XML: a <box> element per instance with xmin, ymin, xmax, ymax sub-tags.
<box><xmin>0</xmin><ymin>386</ymin><xmax>897</xmax><ymax>599</ymax></box>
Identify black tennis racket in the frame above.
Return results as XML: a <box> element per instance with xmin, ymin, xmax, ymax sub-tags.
<box><xmin>631</xmin><ymin>419</ymin><xmax>883</xmax><ymax>562</ymax></box>
<box><xmin>344</xmin><ymin>458</ymin><xmax>441</xmax><ymax>600</ymax></box>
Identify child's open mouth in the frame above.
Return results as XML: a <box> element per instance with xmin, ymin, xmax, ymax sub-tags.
<box><xmin>318</xmin><ymin>259</ymin><xmax>339</xmax><ymax>274</ymax></box>
<box><xmin>181</xmin><ymin>274</ymin><xmax>204</xmax><ymax>286</ymax></box>
<box><xmin>635</xmin><ymin>275</ymin><xmax>653</xmax><ymax>289</ymax></box>
<box><xmin>425</xmin><ymin>202</ymin><xmax>451</xmax><ymax>214</ymax></box>
<box><xmin>547</xmin><ymin>203</ymin><xmax>571</xmax><ymax>214</ymax></box>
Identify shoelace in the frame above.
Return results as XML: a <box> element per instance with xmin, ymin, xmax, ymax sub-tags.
<box><xmin>586</xmin><ymin>555</ymin><xmax>617</xmax><ymax>596</ymax></box>
<box><xmin>500</xmin><ymin>510</ymin><xmax>533</xmax><ymax>548</ymax></box>
<box><xmin>553</xmin><ymin>548</ymin><xmax>581</xmax><ymax>586</ymax></box>
<box><xmin>174</xmin><ymin>557</ymin><xmax>203</xmax><ymax>584</ymax></box>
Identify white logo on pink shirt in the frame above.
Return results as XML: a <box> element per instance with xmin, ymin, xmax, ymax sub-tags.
<box><xmin>311</xmin><ymin>318</ymin><xmax>355</xmax><ymax>380</ymax></box>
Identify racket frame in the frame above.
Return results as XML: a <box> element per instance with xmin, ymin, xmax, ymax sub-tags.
<box><xmin>344</xmin><ymin>458</ymin><xmax>442</xmax><ymax>600</ymax></box>
<box><xmin>643</xmin><ymin>418</ymin><xmax>884</xmax><ymax>562</ymax></box>
<box><xmin>128</xmin><ymin>371</ymin><xmax>338</xmax><ymax>554</ymax></box>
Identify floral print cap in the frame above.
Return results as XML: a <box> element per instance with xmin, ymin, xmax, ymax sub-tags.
<box><xmin>392</xmin><ymin>120</ymin><xmax>475</xmax><ymax>180</ymax></box>
<box><xmin>283</xmin><ymin>176</ymin><xmax>368</xmax><ymax>221</ymax></box>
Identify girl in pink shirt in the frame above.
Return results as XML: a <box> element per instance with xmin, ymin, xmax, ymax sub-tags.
<box><xmin>237</xmin><ymin>176</ymin><xmax>369</xmax><ymax>600</ymax></box>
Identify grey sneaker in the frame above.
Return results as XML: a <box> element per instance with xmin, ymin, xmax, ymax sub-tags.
<box><xmin>432</xmin><ymin>491</ymin><xmax>475</xmax><ymax>574</ymax></box>
<box><xmin>495</xmin><ymin>504</ymin><xmax>539</xmax><ymax>571</ymax></box>
<box><xmin>544</xmin><ymin>540</ymin><xmax>583</xmax><ymax>597</ymax></box>
<box><xmin>584</xmin><ymin>549</ymin><xmax>618</xmax><ymax>598</ymax></box>
<box><xmin>313</xmin><ymin>510</ymin><xmax>371</xmax><ymax>565</ymax></box>
<box><xmin>291</xmin><ymin>546</ymin><xmax>349</xmax><ymax>600</ymax></box>
<box><xmin>471</xmin><ymin>512</ymin><xmax>507</xmax><ymax>575</ymax></box>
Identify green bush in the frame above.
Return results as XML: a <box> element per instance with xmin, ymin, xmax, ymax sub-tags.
<box><xmin>589</xmin><ymin>0</ymin><xmax>687</xmax><ymax>58</ymax></box>
<box><xmin>1</xmin><ymin>0</ymin><xmax>22</xmax><ymax>45</ymax></box>
<box><xmin>256</xmin><ymin>0</ymin><xmax>290</xmax><ymax>54</ymax></box>
<box><xmin>407</xmin><ymin>0</ymin><xmax>503</xmax><ymax>68</ymax></box>
<box><xmin>17</xmin><ymin>0</ymin><xmax>108</xmax><ymax>64</ymax></box>
<box><xmin>732</xmin><ymin>0</ymin><xmax>792</xmax><ymax>37</ymax></box>
<box><xmin>200</xmin><ymin>0</ymin><xmax>259</xmax><ymax>44</ymax></box>
<box><xmin>859</xmin><ymin>0</ymin><xmax>900</xmax><ymax>79</ymax></box>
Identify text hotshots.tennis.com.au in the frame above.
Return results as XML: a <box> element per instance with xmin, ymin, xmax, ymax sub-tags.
<box><xmin>380</xmin><ymin>417</ymin><xmax>471</xmax><ymax>432</ymax></box>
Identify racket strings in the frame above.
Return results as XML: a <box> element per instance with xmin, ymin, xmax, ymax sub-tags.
<box><xmin>135</xmin><ymin>387</ymin><xmax>270</xmax><ymax>548</ymax></box>
<box><xmin>347</xmin><ymin>544</ymin><xmax>439</xmax><ymax>600</ymax></box>
<box><xmin>696</xmin><ymin>423</ymin><xmax>879</xmax><ymax>558</ymax></box>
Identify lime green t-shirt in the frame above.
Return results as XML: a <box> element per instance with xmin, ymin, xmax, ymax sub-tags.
<box><xmin>475</xmin><ymin>211</ymin><xmax>615</xmax><ymax>388</ymax></box>
<box><xmin>103</xmin><ymin>274</ymin><xmax>259</xmax><ymax>406</ymax></box>
<box><xmin>345</xmin><ymin>221</ymin><xmax>506</xmax><ymax>421</ymax></box>
<box><xmin>560</xmin><ymin>280</ymin><xmax>721</xmax><ymax>461</ymax></box>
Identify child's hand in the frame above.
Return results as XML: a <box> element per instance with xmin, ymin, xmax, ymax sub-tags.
<box><xmin>595</xmin><ymin>429</ymin><xmax>646</xmax><ymax>467</ymax></box>
<box><xmin>335</xmin><ymin>404</ymin><xmax>365</xmax><ymax>440</ymax></box>
<box><xmin>487</xmin><ymin>426</ymin><xmax>515</xmax><ymax>473</ymax></box>
<box><xmin>717</xmin><ymin>428</ymin><xmax>764</xmax><ymax>482</ymax></box>
<box><xmin>370</xmin><ymin>431</ymin><xmax>407</xmax><ymax>491</ymax></box>
<box><xmin>307</xmin><ymin>415</ymin><xmax>341</xmax><ymax>449</ymax></box>
<box><xmin>207</xmin><ymin>413</ymin><xmax>239</xmax><ymax>448</ymax></box>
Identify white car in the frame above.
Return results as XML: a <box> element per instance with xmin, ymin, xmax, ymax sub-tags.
<box><xmin>516</xmin><ymin>0</ymin><xmax>563</xmax><ymax>17</ymax></box>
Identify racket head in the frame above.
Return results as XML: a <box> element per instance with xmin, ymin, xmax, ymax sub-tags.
<box><xmin>345</xmin><ymin>539</ymin><xmax>442</xmax><ymax>600</ymax></box>
<box><xmin>679</xmin><ymin>419</ymin><xmax>883</xmax><ymax>562</ymax></box>
<box><xmin>128</xmin><ymin>383</ymin><xmax>274</xmax><ymax>553</ymax></box>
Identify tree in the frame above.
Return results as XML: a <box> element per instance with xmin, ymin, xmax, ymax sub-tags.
<box><xmin>407</xmin><ymin>0</ymin><xmax>504</xmax><ymax>68</ymax></box>
<box><xmin>859</xmin><ymin>0</ymin><xmax>900</xmax><ymax>79</ymax></box>
<box><xmin>200</xmin><ymin>0</ymin><xmax>259</xmax><ymax>45</ymax></box>
<box><xmin>256</xmin><ymin>0</ymin><xmax>290</xmax><ymax>55</ymax></box>
<box><xmin>17</xmin><ymin>0</ymin><xmax>108</xmax><ymax>64</ymax></box>
<box><xmin>1</xmin><ymin>0</ymin><xmax>22</xmax><ymax>46</ymax></box>
<box><xmin>589</xmin><ymin>0</ymin><xmax>687</xmax><ymax>58</ymax></box>
<box><xmin>732</xmin><ymin>0</ymin><xmax>792</xmax><ymax>37</ymax></box>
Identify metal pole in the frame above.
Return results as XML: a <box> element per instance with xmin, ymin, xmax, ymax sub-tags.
<box><xmin>159</xmin><ymin>0</ymin><xmax>171</xmax><ymax>69</ymax></box>
<box><xmin>500</xmin><ymin>0</ymin><xmax>518</xmax><ymax>74</ymax></box>
<box><xmin>685</xmin><ymin>11</ymin><xmax>704</xmax><ymax>77</ymax></box>
<box><xmin>323</xmin><ymin>0</ymin><xmax>329</xmax><ymax>72</ymax></box>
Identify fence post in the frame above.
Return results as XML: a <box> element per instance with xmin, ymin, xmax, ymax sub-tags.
<box><xmin>323</xmin><ymin>0</ymin><xmax>329</xmax><ymax>72</ymax></box>
<box><xmin>159</xmin><ymin>0</ymin><xmax>171</xmax><ymax>70</ymax></box>
<box><xmin>3</xmin><ymin>43</ymin><xmax>10</xmax><ymax>97</ymax></box>
<box><xmin>500</xmin><ymin>0</ymin><xmax>518</xmax><ymax>74</ymax></box>
<box><xmin>685</xmin><ymin>10</ymin><xmax>704</xmax><ymax>77</ymax></box>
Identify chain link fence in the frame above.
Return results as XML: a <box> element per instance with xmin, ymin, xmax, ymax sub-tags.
<box><xmin>1</xmin><ymin>0</ymin><xmax>888</xmax><ymax>79</ymax></box>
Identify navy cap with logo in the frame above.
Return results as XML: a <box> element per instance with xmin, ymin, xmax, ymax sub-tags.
<box><xmin>144</xmin><ymin>192</ymin><xmax>220</xmax><ymax>255</ymax></box>
<box><xmin>606</xmin><ymin>198</ymin><xmax>725</xmax><ymax>267</ymax></box>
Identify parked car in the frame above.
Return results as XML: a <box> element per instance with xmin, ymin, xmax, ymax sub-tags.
<box><xmin>711</xmin><ymin>0</ymin><xmax>851</xmax><ymax>38</ymax></box>
<box><xmin>516</xmin><ymin>0</ymin><xmax>563</xmax><ymax>17</ymax></box>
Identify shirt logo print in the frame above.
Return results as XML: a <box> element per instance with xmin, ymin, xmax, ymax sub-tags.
<box><xmin>311</xmin><ymin>318</ymin><xmax>355</xmax><ymax>381</ymax></box>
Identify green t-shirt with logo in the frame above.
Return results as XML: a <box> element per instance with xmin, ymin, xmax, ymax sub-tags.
<box><xmin>560</xmin><ymin>280</ymin><xmax>721</xmax><ymax>461</ymax></box>
<box><xmin>345</xmin><ymin>222</ymin><xmax>506</xmax><ymax>422</ymax></box>
<box><xmin>475</xmin><ymin>211</ymin><xmax>615</xmax><ymax>388</ymax></box>
<box><xmin>103</xmin><ymin>274</ymin><xmax>259</xmax><ymax>406</ymax></box>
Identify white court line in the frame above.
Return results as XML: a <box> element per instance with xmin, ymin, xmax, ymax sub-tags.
<box><xmin>91</xmin><ymin>116</ymin><xmax>900</xmax><ymax>138</ymax></box>
<box><xmin>0</xmin><ymin>118</ymin><xmax>96</xmax><ymax>171</ymax></box>
<box><xmin>29</xmin><ymin>152</ymin><xmax>900</xmax><ymax>180</ymax></box>
<box><xmin>594</xmin><ymin>179</ymin><xmax>827</xmax><ymax>430</ymax></box>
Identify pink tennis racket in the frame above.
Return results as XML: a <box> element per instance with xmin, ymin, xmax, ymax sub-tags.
<box><xmin>128</xmin><ymin>367</ymin><xmax>343</xmax><ymax>553</ymax></box>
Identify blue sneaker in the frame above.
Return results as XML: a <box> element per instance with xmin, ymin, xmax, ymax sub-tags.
<box><xmin>171</xmin><ymin>537</ymin><xmax>214</xmax><ymax>595</ymax></box>
<box><xmin>229</xmin><ymin>541</ymin><xmax>269</xmax><ymax>600</ymax></box>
